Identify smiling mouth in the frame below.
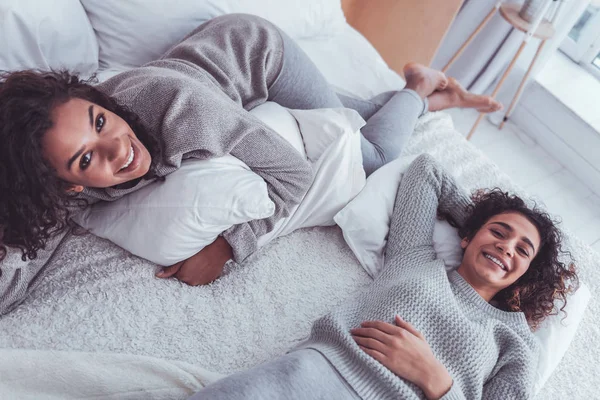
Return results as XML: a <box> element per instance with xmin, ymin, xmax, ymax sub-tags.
<box><xmin>119</xmin><ymin>146</ymin><xmax>135</xmax><ymax>171</ymax></box>
<box><xmin>484</xmin><ymin>252</ymin><xmax>508</xmax><ymax>271</ymax></box>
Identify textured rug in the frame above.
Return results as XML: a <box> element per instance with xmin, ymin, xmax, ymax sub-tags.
<box><xmin>1</xmin><ymin>112</ymin><xmax>597</xmax><ymax>399</ymax></box>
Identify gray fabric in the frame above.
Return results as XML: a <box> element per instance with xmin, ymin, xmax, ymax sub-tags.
<box><xmin>271</xmin><ymin>30</ymin><xmax>426</xmax><ymax>176</ymax></box>
<box><xmin>0</xmin><ymin>231</ymin><xmax>69</xmax><ymax>315</ymax></box>
<box><xmin>188</xmin><ymin>349</ymin><xmax>360</xmax><ymax>400</ymax></box>
<box><xmin>292</xmin><ymin>155</ymin><xmax>539</xmax><ymax>400</ymax></box>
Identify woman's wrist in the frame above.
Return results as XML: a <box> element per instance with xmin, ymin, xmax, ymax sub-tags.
<box><xmin>214</xmin><ymin>236</ymin><xmax>234</xmax><ymax>263</ymax></box>
<box><xmin>418</xmin><ymin>359</ymin><xmax>453</xmax><ymax>400</ymax></box>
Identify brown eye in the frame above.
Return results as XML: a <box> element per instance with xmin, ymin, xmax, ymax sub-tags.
<box><xmin>80</xmin><ymin>152</ymin><xmax>92</xmax><ymax>170</ymax></box>
<box><xmin>96</xmin><ymin>113</ymin><xmax>105</xmax><ymax>133</ymax></box>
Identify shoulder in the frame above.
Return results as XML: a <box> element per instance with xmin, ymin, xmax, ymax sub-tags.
<box><xmin>98</xmin><ymin>65</ymin><xmax>185</xmax><ymax>96</ymax></box>
<box><xmin>96</xmin><ymin>65</ymin><xmax>230</xmax><ymax>126</ymax></box>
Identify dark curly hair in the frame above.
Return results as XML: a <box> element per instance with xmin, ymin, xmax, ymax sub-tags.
<box><xmin>454</xmin><ymin>189</ymin><xmax>579</xmax><ymax>330</ymax></box>
<box><xmin>0</xmin><ymin>70</ymin><xmax>162</xmax><ymax>262</ymax></box>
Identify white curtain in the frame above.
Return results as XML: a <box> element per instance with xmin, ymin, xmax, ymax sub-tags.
<box><xmin>431</xmin><ymin>0</ymin><xmax>591</xmax><ymax>105</ymax></box>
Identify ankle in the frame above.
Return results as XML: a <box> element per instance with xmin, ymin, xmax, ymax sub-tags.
<box><xmin>404</xmin><ymin>79</ymin><xmax>428</xmax><ymax>99</ymax></box>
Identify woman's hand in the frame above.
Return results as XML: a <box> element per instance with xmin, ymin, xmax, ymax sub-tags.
<box><xmin>155</xmin><ymin>237</ymin><xmax>233</xmax><ymax>286</ymax></box>
<box><xmin>351</xmin><ymin>315</ymin><xmax>453</xmax><ymax>400</ymax></box>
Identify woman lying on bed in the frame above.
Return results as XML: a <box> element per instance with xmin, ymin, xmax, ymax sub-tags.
<box><xmin>0</xmin><ymin>14</ymin><xmax>501</xmax><ymax>286</ymax></box>
<box><xmin>188</xmin><ymin>154</ymin><xmax>578</xmax><ymax>400</ymax></box>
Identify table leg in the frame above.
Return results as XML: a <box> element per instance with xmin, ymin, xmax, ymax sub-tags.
<box><xmin>442</xmin><ymin>4</ymin><xmax>499</xmax><ymax>73</ymax></box>
<box><xmin>467</xmin><ymin>39</ymin><xmax>528</xmax><ymax>140</ymax></box>
<box><xmin>499</xmin><ymin>40</ymin><xmax>547</xmax><ymax>130</ymax></box>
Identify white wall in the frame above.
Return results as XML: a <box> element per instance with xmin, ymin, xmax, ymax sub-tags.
<box><xmin>510</xmin><ymin>81</ymin><xmax>600</xmax><ymax>196</ymax></box>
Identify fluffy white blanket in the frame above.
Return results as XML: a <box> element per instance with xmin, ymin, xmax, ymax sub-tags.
<box><xmin>1</xmin><ymin>112</ymin><xmax>597</xmax><ymax>399</ymax></box>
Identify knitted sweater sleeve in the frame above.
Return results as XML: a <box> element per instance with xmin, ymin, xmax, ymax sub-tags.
<box><xmin>145</xmin><ymin>15</ymin><xmax>314</xmax><ymax>262</ymax></box>
<box><xmin>482</xmin><ymin>351</ymin><xmax>537</xmax><ymax>399</ymax></box>
<box><xmin>385</xmin><ymin>154</ymin><xmax>472</xmax><ymax>263</ymax></box>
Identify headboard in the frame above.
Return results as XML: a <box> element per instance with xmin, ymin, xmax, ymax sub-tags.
<box><xmin>342</xmin><ymin>0</ymin><xmax>463</xmax><ymax>76</ymax></box>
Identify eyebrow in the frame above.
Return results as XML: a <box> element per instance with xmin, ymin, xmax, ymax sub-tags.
<box><xmin>67</xmin><ymin>146</ymin><xmax>85</xmax><ymax>171</ymax></box>
<box><xmin>490</xmin><ymin>221</ymin><xmax>536</xmax><ymax>253</ymax></box>
<box><xmin>66</xmin><ymin>105</ymin><xmax>94</xmax><ymax>171</ymax></box>
<box><xmin>88</xmin><ymin>105</ymin><xmax>94</xmax><ymax>128</ymax></box>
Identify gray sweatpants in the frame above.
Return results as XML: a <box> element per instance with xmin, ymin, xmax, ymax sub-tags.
<box><xmin>188</xmin><ymin>349</ymin><xmax>360</xmax><ymax>399</ymax></box>
<box><xmin>268</xmin><ymin>30</ymin><xmax>427</xmax><ymax>176</ymax></box>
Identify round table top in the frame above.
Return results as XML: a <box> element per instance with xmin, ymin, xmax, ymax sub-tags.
<box><xmin>499</xmin><ymin>3</ymin><xmax>555</xmax><ymax>40</ymax></box>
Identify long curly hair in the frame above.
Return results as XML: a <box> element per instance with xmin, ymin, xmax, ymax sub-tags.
<box><xmin>0</xmin><ymin>70</ymin><xmax>162</xmax><ymax>262</ymax></box>
<box><xmin>455</xmin><ymin>189</ymin><xmax>579</xmax><ymax>330</ymax></box>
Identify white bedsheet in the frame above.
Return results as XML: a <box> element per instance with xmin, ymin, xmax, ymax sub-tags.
<box><xmin>0</xmin><ymin>348</ymin><xmax>222</xmax><ymax>399</ymax></box>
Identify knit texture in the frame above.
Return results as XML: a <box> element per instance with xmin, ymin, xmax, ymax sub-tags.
<box><xmin>81</xmin><ymin>14</ymin><xmax>313</xmax><ymax>262</ymax></box>
<box><xmin>296</xmin><ymin>154</ymin><xmax>540</xmax><ymax>400</ymax></box>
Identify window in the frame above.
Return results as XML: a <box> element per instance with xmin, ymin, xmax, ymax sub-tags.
<box><xmin>560</xmin><ymin>1</ymin><xmax>600</xmax><ymax>79</ymax></box>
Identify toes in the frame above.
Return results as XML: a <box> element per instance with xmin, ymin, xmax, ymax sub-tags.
<box><xmin>437</xmin><ymin>74</ymin><xmax>449</xmax><ymax>90</ymax></box>
<box><xmin>478</xmin><ymin>98</ymin><xmax>503</xmax><ymax>113</ymax></box>
<box><xmin>486</xmin><ymin>98</ymin><xmax>503</xmax><ymax>112</ymax></box>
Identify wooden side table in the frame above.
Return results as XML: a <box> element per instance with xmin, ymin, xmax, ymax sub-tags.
<box><xmin>443</xmin><ymin>2</ymin><xmax>555</xmax><ymax>140</ymax></box>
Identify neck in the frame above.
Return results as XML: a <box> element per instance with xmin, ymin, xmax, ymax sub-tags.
<box><xmin>456</xmin><ymin>265</ymin><xmax>498</xmax><ymax>302</ymax></box>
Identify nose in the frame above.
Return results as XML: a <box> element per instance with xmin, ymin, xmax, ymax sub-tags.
<box><xmin>97</xmin><ymin>136</ymin><xmax>123</xmax><ymax>163</ymax></box>
<box><xmin>495</xmin><ymin>241</ymin><xmax>514</xmax><ymax>257</ymax></box>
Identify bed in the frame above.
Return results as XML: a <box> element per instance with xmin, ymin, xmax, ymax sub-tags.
<box><xmin>0</xmin><ymin>1</ymin><xmax>598</xmax><ymax>399</ymax></box>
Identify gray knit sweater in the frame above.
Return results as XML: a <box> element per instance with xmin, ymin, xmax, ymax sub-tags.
<box><xmin>296</xmin><ymin>154</ymin><xmax>540</xmax><ymax>400</ymax></box>
<box><xmin>83</xmin><ymin>15</ymin><xmax>313</xmax><ymax>262</ymax></box>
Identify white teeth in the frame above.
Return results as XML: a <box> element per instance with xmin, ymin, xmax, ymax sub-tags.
<box><xmin>485</xmin><ymin>254</ymin><xmax>507</xmax><ymax>271</ymax></box>
<box><xmin>120</xmin><ymin>146</ymin><xmax>134</xmax><ymax>171</ymax></box>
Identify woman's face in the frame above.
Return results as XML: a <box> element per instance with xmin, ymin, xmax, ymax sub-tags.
<box><xmin>458</xmin><ymin>211</ymin><xmax>541</xmax><ymax>297</ymax></box>
<box><xmin>42</xmin><ymin>98</ymin><xmax>152</xmax><ymax>191</ymax></box>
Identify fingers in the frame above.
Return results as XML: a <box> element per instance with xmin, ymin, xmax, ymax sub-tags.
<box><xmin>360</xmin><ymin>320</ymin><xmax>401</xmax><ymax>335</ymax></box>
<box><xmin>395</xmin><ymin>315</ymin><xmax>424</xmax><ymax>340</ymax></box>
<box><xmin>359</xmin><ymin>317</ymin><xmax>424</xmax><ymax>340</ymax></box>
<box><xmin>156</xmin><ymin>262</ymin><xmax>183</xmax><ymax>278</ymax></box>
<box><xmin>177</xmin><ymin>268</ymin><xmax>221</xmax><ymax>286</ymax></box>
<box><xmin>358</xmin><ymin>345</ymin><xmax>387</xmax><ymax>364</ymax></box>
<box><xmin>174</xmin><ymin>261</ymin><xmax>225</xmax><ymax>286</ymax></box>
<box><xmin>352</xmin><ymin>333</ymin><xmax>390</xmax><ymax>354</ymax></box>
<box><xmin>351</xmin><ymin>327</ymin><xmax>394</xmax><ymax>346</ymax></box>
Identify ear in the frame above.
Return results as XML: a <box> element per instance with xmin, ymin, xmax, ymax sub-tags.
<box><xmin>66</xmin><ymin>185</ymin><xmax>84</xmax><ymax>193</ymax></box>
<box><xmin>460</xmin><ymin>237</ymin><xmax>469</xmax><ymax>250</ymax></box>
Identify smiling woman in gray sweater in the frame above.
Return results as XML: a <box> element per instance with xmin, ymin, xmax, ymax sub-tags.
<box><xmin>188</xmin><ymin>154</ymin><xmax>578</xmax><ymax>400</ymax></box>
<box><xmin>1</xmin><ymin>14</ymin><xmax>501</xmax><ymax>292</ymax></box>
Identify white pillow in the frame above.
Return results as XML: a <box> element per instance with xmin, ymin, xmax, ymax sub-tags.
<box><xmin>74</xmin><ymin>102</ymin><xmax>365</xmax><ymax>266</ymax></box>
<box><xmin>258</xmin><ymin>106</ymin><xmax>366</xmax><ymax>246</ymax></box>
<box><xmin>333</xmin><ymin>154</ymin><xmax>465</xmax><ymax>276</ymax></box>
<box><xmin>80</xmin><ymin>0</ymin><xmax>346</xmax><ymax>70</ymax></box>
<box><xmin>0</xmin><ymin>0</ymin><xmax>98</xmax><ymax>76</ymax></box>
<box><xmin>333</xmin><ymin>156</ymin><xmax>591</xmax><ymax>395</ymax></box>
<box><xmin>73</xmin><ymin>156</ymin><xmax>274</xmax><ymax>266</ymax></box>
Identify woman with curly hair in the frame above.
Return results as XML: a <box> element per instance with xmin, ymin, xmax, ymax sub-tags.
<box><xmin>0</xmin><ymin>14</ymin><xmax>501</xmax><ymax>286</ymax></box>
<box><xmin>187</xmin><ymin>154</ymin><xmax>578</xmax><ymax>400</ymax></box>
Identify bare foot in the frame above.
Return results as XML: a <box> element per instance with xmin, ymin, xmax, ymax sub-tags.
<box><xmin>428</xmin><ymin>78</ymin><xmax>503</xmax><ymax>113</ymax></box>
<box><xmin>403</xmin><ymin>62</ymin><xmax>448</xmax><ymax>99</ymax></box>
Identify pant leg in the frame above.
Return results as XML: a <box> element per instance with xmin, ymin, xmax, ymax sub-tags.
<box><xmin>187</xmin><ymin>350</ymin><xmax>359</xmax><ymax>400</ymax></box>
<box><xmin>336</xmin><ymin>91</ymin><xmax>394</xmax><ymax>120</ymax></box>
<box><xmin>268</xmin><ymin>28</ymin><xmax>427</xmax><ymax>175</ymax></box>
